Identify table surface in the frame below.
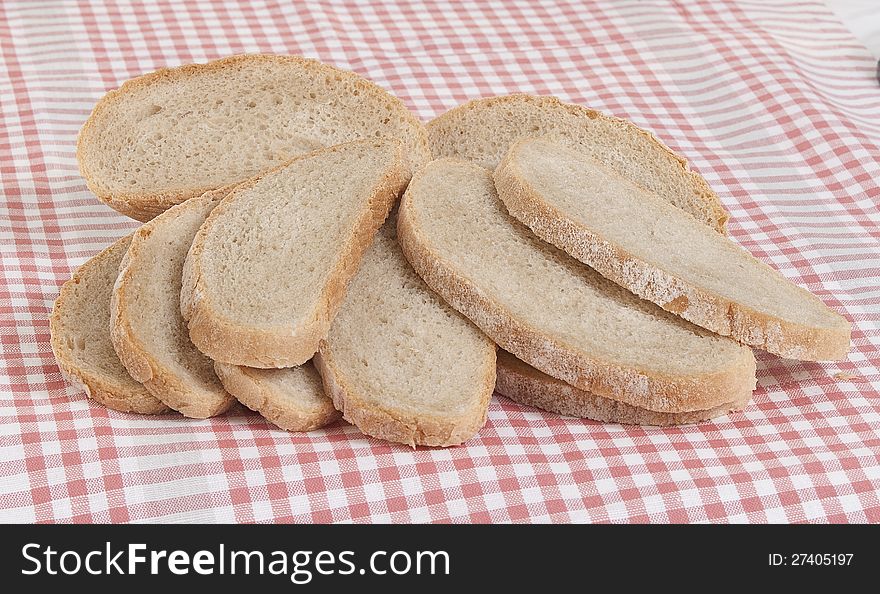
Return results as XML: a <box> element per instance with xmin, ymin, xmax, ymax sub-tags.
<box><xmin>1</xmin><ymin>0</ymin><xmax>878</xmax><ymax>523</ymax></box>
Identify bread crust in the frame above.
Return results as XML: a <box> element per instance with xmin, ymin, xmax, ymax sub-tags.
<box><xmin>110</xmin><ymin>189</ymin><xmax>237</xmax><ymax>418</ymax></box>
<box><xmin>313</xmin><ymin>346</ymin><xmax>496</xmax><ymax>448</ymax></box>
<box><xmin>182</xmin><ymin>140</ymin><xmax>408</xmax><ymax>368</ymax></box>
<box><xmin>397</xmin><ymin>159</ymin><xmax>756</xmax><ymax>413</ymax></box>
<box><xmin>77</xmin><ymin>54</ymin><xmax>431</xmax><ymax>221</ymax></box>
<box><xmin>494</xmin><ymin>138</ymin><xmax>852</xmax><ymax>361</ymax></box>
<box><xmin>495</xmin><ymin>351</ymin><xmax>748</xmax><ymax>426</ymax></box>
<box><xmin>427</xmin><ymin>93</ymin><xmax>729</xmax><ymax>233</ymax></box>
<box><xmin>49</xmin><ymin>237</ymin><xmax>169</xmax><ymax>415</ymax></box>
<box><xmin>213</xmin><ymin>362</ymin><xmax>341</xmax><ymax>432</ymax></box>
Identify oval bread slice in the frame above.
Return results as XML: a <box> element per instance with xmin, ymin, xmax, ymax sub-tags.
<box><xmin>314</xmin><ymin>220</ymin><xmax>497</xmax><ymax>447</ymax></box>
<box><xmin>111</xmin><ymin>188</ymin><xmax>236</xmax><ymax>418</ymax></box>
<box><xmin>49</xmin><ymin>237</ymin><xmax>168</xmax><ymax>414</ymax></box>
<box><xmin>427</xmin><ymin>94</ymin><xmax>729</xmax><ymax>233</ymax></box>
<box><xmin>398</xmin><ymin>159</ymin><xmax>756</xmax><ymax>413</ymax></box>
<box><xmin>496</xmin><ymin>351</ymin><xmax>749</xmax><ymax>426</ymax></box>
<box><xmin>78</xmin><ymin>54</ymin><xmax>431</xmax><ymax>221</ymax></box>
<box><xmin>182</xmin><ymin>140</ymin><xmax>407</xmax><ymax>368</ymax></box>
<box><xmin>214</xmin><ymin>362</ymin><xmax>340</xmax><ymax>432</ymax></box>
<box><xmin>495</xmin><ymin>137</ymin><xmax>851</xmax><ymax>361</ymax></box>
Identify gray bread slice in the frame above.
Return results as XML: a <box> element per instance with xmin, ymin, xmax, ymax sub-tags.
<box><xmin>314</xmin><ymin>220</ymin><xmax>496</xmax><ymax>447</ymax></box>
<box><xmin>111</xmin><ymin>188</ymin><xmax>236</xmax><ymax>418</ymax></box>
<box><xmin>214</xmin><ymin>362</ymin><xmax>340</xmax><ymax>432</ymax></box>
<box><xmin>427</xmin><ymin>94</ymin><xmax>729</xmax><ymax>233</ymax></box>
<box><xmin>495</xmin><ymin>137</ymin><xmax>852</xmax><ymax>361</ymax></box>
<box><xmin>398</xmin><ymin>159</ymin><xmax>756</xmax><ymax>413</ymax></box>
<box><xmin>78</xmin><ymin>54</ymin><xmax>431</xmax><ymax>221</ymax></box>
<box><xmin>182</xmin><ymin>140</ymin><xmax>407</xmax><ymax>368</ymax></box>
<box><xmin>49</xmin><ymin>237</ymin><xmax>168</xmax><ymax>414</ymax></box>
<box><xmin>496</xmin><ymin>350</ymin><xmax>749</xmax><ymax>426</ymax></box>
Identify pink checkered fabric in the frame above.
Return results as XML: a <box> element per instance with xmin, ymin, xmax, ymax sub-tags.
<box><xmin>1</xmin><ymin>0</ymin><xmax>878</xmax><ymax>523</ymax></box>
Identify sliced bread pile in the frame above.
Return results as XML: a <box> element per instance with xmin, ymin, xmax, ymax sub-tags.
<box><xmin>51</xmin><ymin>56</ymin><xmax>851</xmax><ymax>448</ymax></box>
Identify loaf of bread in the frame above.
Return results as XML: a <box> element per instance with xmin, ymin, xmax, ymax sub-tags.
<box><xmin>78</xmin><ymin>54</ymin><xmax>430</xmax><ymax>220</ymax></box>
<box><xmin>50</xmin><ymin>237</ymin><xmax>168</xmax><ymax>414</ymax></box>
<box><xmin>181</xmin><ymin>140</ymin><xmax>407</xmax><ymax>368</ymax></box>
<box><xmin>214</xmin><ymin>362</ymin><xmax>340</xmax><ymax>432</ymax></box>
<box><xmin>494</xmin><ymin>137</ymin><xmax>851</xmax><ymax>361</ymax></box>
<box><xmin>496</xmin><ymin>350</ymin><xmax>749</xmax><ymax>426</ymax></box>
<box><xmin>111</xmin><ymin>188</ymin><xmax>236</xmax><ymax>418</ymax></box>
<box><xmin>315</xmin><ymin>219</ymin><xmax>496</xmax><ymax>447</ymax></box>
<box><xmin>427</xmin><ymin>94</ymin><xmax>729</xmax><ymax>233</ymax></box>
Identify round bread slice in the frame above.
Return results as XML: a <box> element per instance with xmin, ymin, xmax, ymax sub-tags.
<box><xmin>111</xmin><ymin>188</ymin><xmax>236</xmax><ymax>418</ymax></box>
<box><xmin>495</xmin><ymin>136</ymin><xmax>851</xmax><ymax>361</ymax></box>
<box><xmin>495</xmin><ymin>350</ymin><xmax>749</xmax><ymax>426</ymax></box>
<box><xmin>78</xmin><ymin>54</ymin><xmax>431</xmax><ymax>221</ymax></box>
<box><xmin>49</xmin><ymin>237</ymin><xmax>168</xmax><ymax>414</ymax></box>
<box><xmin>427</xmin><ymin>94</ymin><xmax>729</xmax><ymax>233</ymax></box>
<box><xmin>214</xmin><ymin>362</ymin><xmax>340</xmax><ymax>432</ymax></box>
<box><xmin>314</xmin><ymin>220</ymin><xmax>497</xmax><ymax>447</ymax></box>
<box><xmin>398</xmin><ymin>159</ymin><xmax>756</xmax><ymax>414</ymax></box>
<box><xmin>182</xmin><ymin>140</ymin><xmax>407</xmax><ymax>368</ymax></box>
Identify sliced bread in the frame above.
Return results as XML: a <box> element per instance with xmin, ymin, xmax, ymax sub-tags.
<box><xmin>496</xmin><ymin>350</ymin><xmax>749</xmax><ymax>426</ymax></box>
<box><xmin>427</xmin><ymin>94</ymin><xmax>729</xmax><ymax>233</ymax></box>
<box><xmin>398</xmin><ymin>159</ymin><xmax>756</xmax><ymax>413</ymax></box>
<box><xmin>78</xmin><ymin>54</ymin><xmax>431</xmax><ymax>221</ymax></box>
<box><xmin>214</xmin><ymin>362</ymin><xmax>340</xmax><ymax>432</ymax></box>
<box><xmin>111</xmin><ymin>188</ymin><xmax>236</xmax><ymax>418</ymax></box>
<box><xmin>314</xmin><ymin>219</ymin><xmax>497</xmax><ymax>447</ymax></box>
<box><xmin>495</xmin><ymin>137</ymin><xmax>852</xmax><ymax>361</ymax></box>
<box><xmin>49</xmin><ymin>237</ymin><xmax>168</xmax><ymax>414</ymax></box>
<box><xmin>182</xmin><ymin>140</ymin><xmax>407</xmax><ymax>368</ymax></box>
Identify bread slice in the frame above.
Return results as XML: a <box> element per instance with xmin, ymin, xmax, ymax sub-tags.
<box><xmin>111</xmin><ymin>188</ymin><xmax>236</xmax><ymax>418</ymax></box>
<box><xmin>495</xmin><ymin>137</ymin><xmax>852</xmax><ymax>361</ymax></box>
<box><xmin>427</xmin><ymin>94</ymin><xmax>729</xmax><ymax>233</ymax></box>
<box><xmin>214</xmin><ymin>362</ymin><xmax>340</xmax><ymax>432</ymax></box>
<box><xmin>496</xmin><ymin>350</ymin><xmax>749</xmax><ymax>426</ymax></box>
<box><xmin>313</xmin><ymin>219</ymin><xmax>496</xmax><ymax>447</ymax></box>
<box><xmin>182</xmin><ymin>140</ymin><xmax>407</xmax><ymax>368</ymax></box>
<box><xmin>49</xmin><ymin>237</ymin><xmax>168</xmax><ymax>414</ymax></box>
<box><xmin>398</xmin><ymin>159</ymin><xmax>756</xmax><ymax>413</ymax></box>
<box><xmin>78</xmin><ymin>54</ymin><xmax>431</xmax><ymax>221</ymax></box>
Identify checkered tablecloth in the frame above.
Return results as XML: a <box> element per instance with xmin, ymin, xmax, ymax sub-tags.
<box><xmin>1</xmin><ymin>0</ymin><xmax>878</xmax><ymax>524</ymax></box>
